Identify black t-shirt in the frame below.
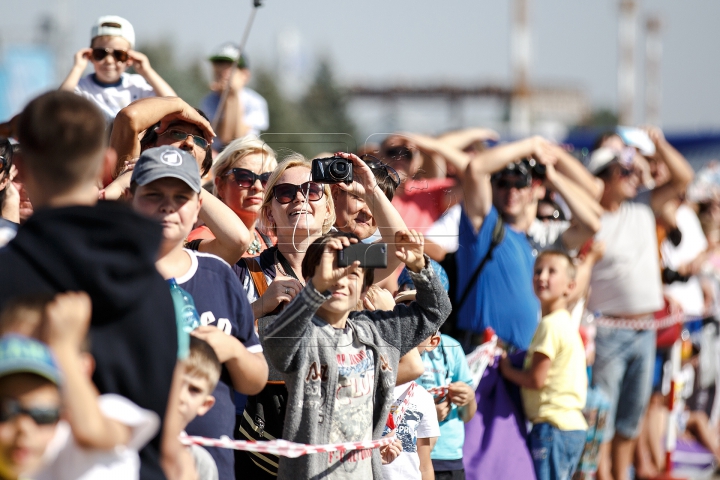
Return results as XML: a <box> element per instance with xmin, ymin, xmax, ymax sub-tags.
<box><xmin>181</xmin><ymin>250</ymin><xmax>260</xmax><ymax>480</ymax></box>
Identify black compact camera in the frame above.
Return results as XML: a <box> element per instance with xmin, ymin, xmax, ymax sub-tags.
<box><xmin>311</xmin><ymin>156</ymin><xmax>353</xmax><ymax>184</ymax></box>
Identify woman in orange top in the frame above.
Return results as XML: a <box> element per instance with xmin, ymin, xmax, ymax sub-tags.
<box><xmin>188</xmin><ymin>137</ymin><xmax>277</xmax><ymax>257</ymax></box>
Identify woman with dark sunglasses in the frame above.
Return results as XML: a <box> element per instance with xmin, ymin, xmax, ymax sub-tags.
<box><xmin>187</xmin><ymin>137</ymin><xmax>278</xmax><ymax>257</ymax></box>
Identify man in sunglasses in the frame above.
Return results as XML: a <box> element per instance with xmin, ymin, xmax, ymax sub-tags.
<box><xmin>59</xmin><ymin>15</ymin><xmax>176</xmax><ymax>123</ymax></box>
<box><xmin>584</xmin><ymin>129</ymin><xmax>694</xmax><ymax>480</ymax></box>
<box><xmin>110</xmin><ymin>96</ymin><xmax>216</xmax><ymax>184</ymax></box>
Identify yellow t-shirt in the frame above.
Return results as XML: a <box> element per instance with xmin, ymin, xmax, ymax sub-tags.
<box><xmin>521</xmin><ymin>309</ymin><xmax>588</xmax><ymax>431</ymax></box>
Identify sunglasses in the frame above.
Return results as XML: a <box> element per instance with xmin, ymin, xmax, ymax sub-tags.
<box><xmin>360</xmin><ymin>155</ymin><xmax>401</xmax><ymax>188</ymax></box>
<box><xmin>0</xmin><ymin>399</ymin><xmax>60</xmax><ymax>425</ymax></box>
<box><xmin>384</xmin><ymin>146</ymin><xmax>414</xmax><ymax>161</ymax></box>
<box><xmin>159</xmin><ymin>129</ymin><xmax>210</xmax><ymax>150</ymax></box>
<box><xmin>618</xmin><ymin>166</ymin><xmax>635</xmax><ymax>178</ymax></box>
<box><xmin>273</xmin><ymin>181</ymin><xmax>324</xmax><ymax>205</ymax></box>
<box><xmin>0</xmin><ymin>155</ymin><xmax>9</xmax><ymax>172</ymax></box>
<box><xmin>91</xmin><ymin>47</ymin><xmax>129</xmax><ymax>63</ymax></box>
<box><xmin>537</xmin><ymin>211</ymin><xmax>561</xmax><ymax>221</ymax></box>
<box><xmin>494</xmin><ymin>177</ymin><xmax>530</xmax><ymax>189</ymax></box>
<box><xmin>225</xmin><ymin>168</ymin><xmax>271</xmax><ymax>188</ymax></box>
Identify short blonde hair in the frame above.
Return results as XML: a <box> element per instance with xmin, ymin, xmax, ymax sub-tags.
<box><xmin>258</xmin><ymin>153</ymin><xmax>335</xmax><ymax>237</ymax></box>
<box><xmin>212</xmin><ymin>137</ymin><xmax>278</xmax><ymax>195</ymax></box>
<box><xmin>185</xmin><ymin>337</ymin><xmax>221</xmax><ymax>393</ymax></box>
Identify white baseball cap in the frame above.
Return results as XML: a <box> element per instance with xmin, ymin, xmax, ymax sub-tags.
<box><xmin>91</xmin><ymin>15</ymin><xmax>135</xmax><ymax>49</ymax></box>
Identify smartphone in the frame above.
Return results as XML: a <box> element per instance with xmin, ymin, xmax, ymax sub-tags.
<box><xmin>616</xmin><ymin>126</ymin><xmax>656</xmax><ymax>156</ymax></box>
<box><xmin>337</xmin><ymin>243</ymin><xmax>388</xmax><ymax>268</ymax></box>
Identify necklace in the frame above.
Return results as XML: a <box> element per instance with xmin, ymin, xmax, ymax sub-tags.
<box><xmin>247</xmin><ymin>231</ymin><xmax>262</xmax><ymax>255</ymax></box>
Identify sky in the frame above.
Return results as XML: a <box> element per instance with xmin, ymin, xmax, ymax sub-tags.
<box><xmin>2</xmin><ymin>0</ymin><xmax>720</xmax><ymax>132</ymax></box>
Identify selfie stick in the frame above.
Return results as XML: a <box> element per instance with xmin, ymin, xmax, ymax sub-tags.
<box><xmin>211</xmin><ymin>0</ymin><xmax>264</xmax><ymax>130</ymax></box>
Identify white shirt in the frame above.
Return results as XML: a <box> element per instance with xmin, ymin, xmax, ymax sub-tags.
<box><xmin>381</xmin><ymin>382</ymin><xmax>440</xmax><ymax>480</ymax></box>
<box><xmin>588</xmin><ymin>196</ymin><xmax>664</xmax><ymax>315</ymax></box>
<box><xmin>426</xmin><ymin>204</ymin><xmax>461</xmax><ymax>253</ymax></box>
<box><xmin>75</xmin><ymin>73</ymin><xmax>156</xmax><ymax>122</ymax></box>
<box><xmin>34</xmin><ymin>394</ymin><xmax>160</xmax><ymax>480</ymax></box>
<box><xmin>661</xmin><ymin>204</ymin><xmax>708</xmax><ymax>316</ymax></box>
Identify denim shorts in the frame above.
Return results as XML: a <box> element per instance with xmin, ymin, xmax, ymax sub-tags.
<box><xmin>592</xmin><ymin>326</ymin><xmax>656</xmax><ymax>441</ymax></box>
<box><xmin>528</xmin><ymin>422</ymin><xmax>586</xmax><ymax>480</ymax></box>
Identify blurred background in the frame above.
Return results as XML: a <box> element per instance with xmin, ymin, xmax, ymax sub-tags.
<box><xmin>2</xmin><ymin>0</ymin><xmax>720</xmax><ymax>164</ymax></box>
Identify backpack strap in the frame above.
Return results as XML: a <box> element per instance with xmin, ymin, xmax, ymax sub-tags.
<box><xmin>455</xmin><ymin>215</ymin><xmax>505</xmax><ymax>313</ymax></box>
<box><xmin>243</xmin><ymin>257</ymin><xmax>269</xmax><ymax>297</ymax></box>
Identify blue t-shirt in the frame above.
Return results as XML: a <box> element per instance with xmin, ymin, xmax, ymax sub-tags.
<box><xmin>180</xmin><ymin>250</ymin><xmax>261</xmax><ymax>480</ymax></box>
<box><xmin>418</xmin><ymin>335</ymin><xmax>473</xmax><ymax>463</ymax></box>
<box><xmin>456</xmin><ymin>205</ymin><xmax>539</xmax><ymax>350</ymax></box>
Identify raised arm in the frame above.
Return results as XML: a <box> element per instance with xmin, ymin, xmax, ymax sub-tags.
<box><xmin>335</xmin><ymin>152</ymin><xmax>410</xmax><ymax>282</ymax></box>
<box><xmin>110</xmin><ymin>97</ymin><xmax>215</xmax><ymax>179</ymax></box>
<box><xmin>365</xmin><ymin>231</ymin><xmax>451</xmax><ymax>356</ymax></box>
<box><xmin>549</xmin><ymin>144</ymin><xmax>604</xmax><ymax>200</ymax></box>
<box><xmin>215</xmin><ymin>71</ymin><xmax>250</xmax><ymax>145</ymax></box>
<box><xmin>407</xmin><ymin>134</ymin><xmax>472</xmax><ymax>175</ymax></box>
<box><xmin>543</xmin><ymin>165</ymin><xmax>602</xmax><ymax>251</ymax></box>
<box><xmin>437</xmin><ymin>127</ymin><xmax>500</xmax><ymax>150</ymax></box>
<box><xmin>463</xmin><ymin>136</ymin><xmax>554</xmax><ymax>232</ymax></box>
<box><xmin>59</xmin><ymin>49</ymin><xmax>93</xmax><ymax>92</ymax></box>
<box><xmin>43</xmin><ymin>292</ymin><xmax>132</xmax><ymax>449</ymax></box>
<box><xmin>127</xmin><ymin>51</ymin><xmax>177</xmax><ymax>97</ymax></box>
<box><xmin>194</xmin><ymin>190</ymin><xmax>252</xmax><ymax>264</ymax></box>
<box><xmin>647</xmin><ymin>127</ymin><xmax>694</xmax><ymax>214</ymax></box>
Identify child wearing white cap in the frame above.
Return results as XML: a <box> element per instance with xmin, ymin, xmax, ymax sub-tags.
<box><xmin>59</xmin><ymin>15</ymin><xmax>176</xmax><ymax>122</ymax></box>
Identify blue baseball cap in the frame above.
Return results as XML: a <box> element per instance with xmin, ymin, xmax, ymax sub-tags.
<box><xmin>397</xmin><ymin>259</ymin><xmax>450</xmax><ymax>293</ymax></box>
<box><xmin>0</xmin><ymin>335</ymin><xmax>62</xmax><ymax>385</ymax></box>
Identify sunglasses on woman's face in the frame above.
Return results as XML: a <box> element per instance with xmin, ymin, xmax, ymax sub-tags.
<box><xmin>0</xmin><ymin>399</ymin><xmax>61</xmax><ymax>425</ymax></box>
<box><xmin>273</xmin><ymin>181</ymin><xmax>324</xmax><ymax>205</ymax></box>
<box><xmin>359</xmin><ymin>154</ymin><xmax>401</xmax><ymax>188</ymax></box>
<box><xmin>225</xmin><ymin>168</ymin><xmax>271</xmax><ymax>188</ymax></box>
<box><xmin>91</xmin><ymin>47</ymin><xmax>129</xmax><ymax>63</ymax></box>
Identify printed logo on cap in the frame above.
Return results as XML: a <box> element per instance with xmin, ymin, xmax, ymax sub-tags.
<box><xmin>161</xmin><ymin>150</ymin><xmax>183</xmax><ymax>167</ymax></box>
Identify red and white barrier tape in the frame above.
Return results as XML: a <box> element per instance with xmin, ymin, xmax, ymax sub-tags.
<box><xmin>592</xmin><ymin>311</ymin><xmax>700</xmax><ymax>330</ymax></box>
<box><xmin>466</xmin><ymin>336</ymin><xmax>498</xmax><ymax>389</ymax></box>
<box><xmin>427</xmin><ymin>385</ymin><xmax>449</xmax><ymax>397</ymax></box>
<box><xmin>386</xmin><ymin>382</ymin><xmax>417</xmax><ymax>430</ymax></box>
<box><xmin>179</xmin><ymin>433</ymin><xmax>396</xmax><ymax>458</ymax></box>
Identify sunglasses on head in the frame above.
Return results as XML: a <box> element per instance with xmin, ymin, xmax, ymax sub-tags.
<box><xmin>273</xmin><ymin>181</ymin><xmax>324</xmax><ymax>205</ymax></box>
<box><xmin>224</xmin><ymin>168</ymin><xmax>271</xmax><ymax>188</ymax></box>
<box><xmin>384</xmin><ymin>146</ymin><xmax>414</xmax><ymax>161</ymax></box>
<box><xmin>91</xmin><ymin>47</ymin><xmax>129</xmax><ymax>63</ymax></box>
<box><xmin>0</xmin><ymin>399</ymin><xmax>60</xmax><ymax>425</ymax></box>
<box><xmin>159</xmin><ymin>129</ymin><xmax>210</xmax><ymax>150</ymax></box>
<box><xmin>359</xmin><ymin>154</ymin><xmax>401</xmax><ymax>188</ymax></box>
<box><xmin>494</xmin><ymin>176</ymin><xmax>530</xmax><ymax>189</ymax></box>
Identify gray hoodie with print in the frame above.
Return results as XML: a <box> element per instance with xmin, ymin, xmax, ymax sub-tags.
<box><xmin>260</xmin><ymin>259</ymin><xmax>451</xmax><ymax>480</ymax></box>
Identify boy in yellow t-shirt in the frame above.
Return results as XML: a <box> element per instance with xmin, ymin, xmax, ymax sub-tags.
<box><xmin>500</xmin><ymin>250</ymin><xmax>587</xmax><ymax>480</ymax></box>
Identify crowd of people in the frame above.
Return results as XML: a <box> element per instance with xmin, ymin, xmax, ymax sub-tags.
<box><xmin>1</xmin><ymin>13</ymin><xmax>720</xmax><ymax>480</ymax></box>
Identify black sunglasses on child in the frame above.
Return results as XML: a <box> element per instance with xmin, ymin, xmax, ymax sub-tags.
<box><xmin>0</xmin><ymin>399</ymin><xmax>60</xmax><ymax>425</ymax></box>
<box><xmin>273</xmin><ymin>182</ymin><xmax>324</xmax><ymax>205</ymax></box>
<box><xmin>91</xmin><ymin>48</ymin><xmax>129</xmax><ymax>63</ymax></box>
<box><xmin>224</xmin><ymin>168</ymin><xmax>271</xmax><ymax>188</ymax></box>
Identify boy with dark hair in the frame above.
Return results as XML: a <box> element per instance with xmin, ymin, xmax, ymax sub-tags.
<box><xmin>128</xmin><ymin>145</ymin><xmax>268</xmax><ymax>479</ymax></box>
<box><xmin>0</xmin><ymin>90</ymin><xmax>178</xmax><ymax>480</ymax></box>
<box><xmin>500</xmin><ymin>250</ymin><xmax>588</xmax><ymax>480</ymax></box>
<box><xmin>262</xmin><ymin>228</ymin><xmax>451</xmax><ymax>479</ymax></box>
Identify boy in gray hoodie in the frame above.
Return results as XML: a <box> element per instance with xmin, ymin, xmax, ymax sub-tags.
<box><xmin>261</xmin><ymin>229</ymin><xmax>451</xmax><ymax>480</ymax></box>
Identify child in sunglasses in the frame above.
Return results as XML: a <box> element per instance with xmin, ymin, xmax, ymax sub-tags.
<box><xmin>0</xmin><ymin>292</ymin><xmax>160</xmax><ymax>480</ymax></box>
<box><xmin>59</xmin><ymin>15</ymin><xmax>176</xmax><ymax>122</ymax></box>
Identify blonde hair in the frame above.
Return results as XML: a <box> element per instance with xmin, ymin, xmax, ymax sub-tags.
<box><xmin>258</xmin><ymin>153</ymin><xmax>336</xmax><ymax>237</ymax></box>
<box><xmin>185</xmin><ymin>337</ymin><xmax>222</xmax><ymax>393</ymax></box>
<box><xmin>212</xmin><ymin>137</ymin><xmax>278</xmax><ymax>196</ymax></box>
